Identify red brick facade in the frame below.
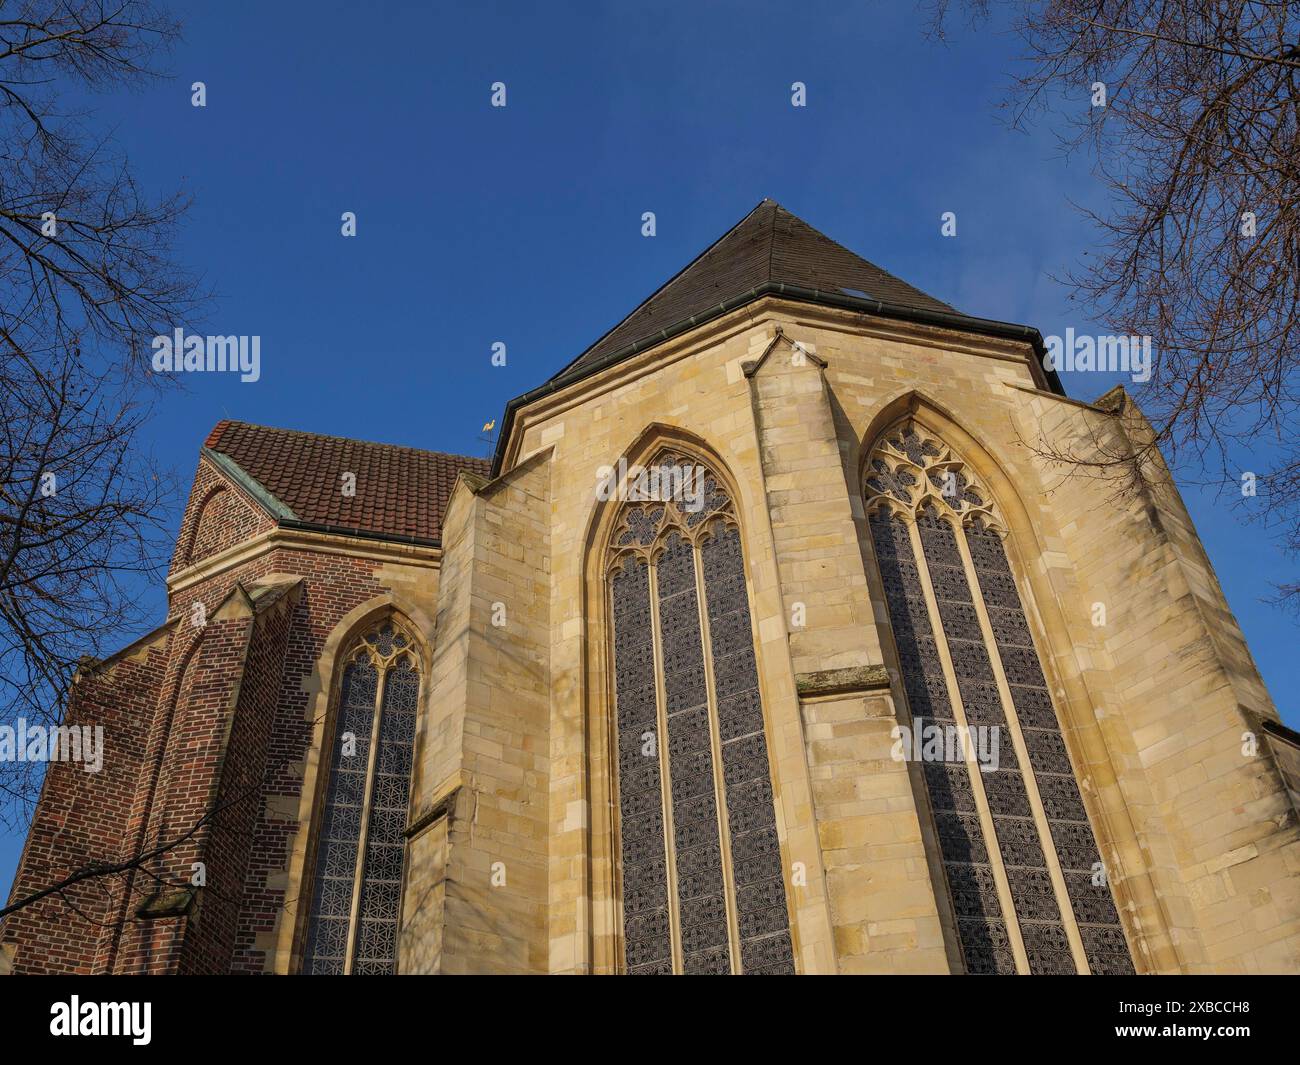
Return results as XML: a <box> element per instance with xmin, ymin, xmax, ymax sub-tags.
<box><xmin>1</xmin><ymin>436</ymin><xmax>473</xmax><ymax>974</ymax></box>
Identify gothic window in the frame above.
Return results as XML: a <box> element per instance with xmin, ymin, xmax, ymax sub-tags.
<box><xmin>302</xmin><ymin>619</ymin><xmax>420</xmax><ymax>975</ymax></box>
<box><xmin>607</xmin><ymin>450</ymin><xmax>794</xmax><ymax>974</ymax></box>
<box><xmin>865</xmin><ymin>421</ymin><xmax>1135</xmax><ymax>975</ymax></box>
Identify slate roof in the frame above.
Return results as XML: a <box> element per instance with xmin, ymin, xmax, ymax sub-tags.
<box><xmin>203</xmin><ymin>421</ymin><xmax>488</xmax><ymax>544</ymax></box>
<box><xmin>198</xmin><ymin>202</ymin><xmax>1052</xmax><ymax>523</ymax></box>
<box><xmin>553</xmin><ymin>198</ymin><xmax>957</xmax><ymax>380</ymax></box>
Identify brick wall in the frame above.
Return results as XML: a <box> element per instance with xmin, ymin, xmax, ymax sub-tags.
<box><xmin>171</xmin><ymin>457</ymin><xmax>274</xmax><ymax>572</ymax></box>
<box><xmin>1</xmin><ymin>628</ymin><xmax>171</xmax><ymax>974</ymax></box>
<box><xmin>225</xmin><ymin>545</ymin><xmax>436</xmax><ymax>973</ymax></box>
<box><xmin>4</xmin><ymin>452</ymin><xmax>440</xmax><ymax>974</ymax></box>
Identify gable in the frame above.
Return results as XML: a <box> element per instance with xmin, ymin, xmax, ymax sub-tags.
<box><xmin>553</xmin><ymin>199</ymin><xmax>955</xmax><ymax>382</ymax></box>
<box><xmin>172</xmin><ymin>456</ymin><xmax>275</xmax><ymax>574</ymax></box>
<box><xmin>186</xmin><ymin>483</ymin><xmax>265</xmax><ymax>564</ymax></box>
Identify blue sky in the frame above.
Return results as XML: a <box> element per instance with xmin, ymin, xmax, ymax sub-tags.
<box><xmin>2</xmin><ymin>0</ymin><xmax>1294</xmax><ymax>894</ymax></box>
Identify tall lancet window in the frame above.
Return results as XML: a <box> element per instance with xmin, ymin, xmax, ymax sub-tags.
<box><xmin>865</xmin><ymin>421</ymin><xmax>1135</xmax><ymax>975</ymax></box>
<box><xmin>303</xmin><ymin>619</ymin><xmax>419</xmax><ymax>975</ymax></box>
<box><xmin>607</xmin><ymin>450</ymin><xmax>795</xmax><ymax>975</ymax></box>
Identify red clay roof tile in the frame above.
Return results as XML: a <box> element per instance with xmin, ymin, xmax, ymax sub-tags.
<box><xmin>205</xmin><ymin>421</ymin><xmax>489</xmax><ymax>543</ymax></box>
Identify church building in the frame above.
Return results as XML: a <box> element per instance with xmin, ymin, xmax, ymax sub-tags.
<box><xmin>4</xmin><ymin>200</ymin><xmax>1298</xmax><ymax>974</ymax></box>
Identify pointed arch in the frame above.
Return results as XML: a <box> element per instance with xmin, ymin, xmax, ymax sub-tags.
<box><xmin>860</xmin><ymin>405</ymin><xmax>1137</xmax><ymax>975</ymax></box>
<box><xmin>580</xmin><ymin>422</ymin><xmax>753</xmax><ymax>567</ymax></box>
<box><xmin>103</xmin><ymin>625</ymin><xmax>205</xmax><ymax>971</ymax></box>
<box><xmin>293</xmin><ymin>602</ymin><xmax>430</xmax><ymax>975</ymax></box>
<box><xmin>271</xmin><ymin>593</ymin><xmax>435</xmax><ymax>975</ymax></box>
<box><xmin>857</xmin><ymin>390</ymin><xmax>1025</xmax><ymax>526</ymax></box>
<box><xmin>584</xmin><ymin>429</ymin><xmax>795</xmax><ymax>975</ymax></box>
<box><xmin>182</xmin><ymin>484</ymin><xmax>231</xmax><ymax>564</ymax></box>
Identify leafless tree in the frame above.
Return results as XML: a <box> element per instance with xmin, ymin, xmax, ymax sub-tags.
<box><xmin>928</xmin><ymin>1</ymin><xmax>1300</xmax><ymax>605</ymax></box>
<box><xmin>0</xmin><ymin>719</ymin><xmax>322</xmax><ymax>929</ymax></box>
<box><xmin>0</xmin><ymin>1</ymin><xmax>204</xmax><ymax>821</ymax></box>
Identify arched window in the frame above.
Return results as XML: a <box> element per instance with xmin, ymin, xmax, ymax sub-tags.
<box><xmin>865</xmin><ymin>420</ymin><xmax>1135</xmax><ymax>975</ymax></box>
<box><xmin>302</xmin><ymin>619</ymin><xmax>420</xmax><ymax>975</ymax></box>
<box><xmin>607</xmin><ymin>449</ymin><xmax>794</xmax><ymax>975</ymax></box>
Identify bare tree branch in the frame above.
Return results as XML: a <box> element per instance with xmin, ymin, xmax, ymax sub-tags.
<box><xmin>929</xmin><ymin>0</ymin><xmax>1300</xmax><ymax>608</ymax></box>
<box><xmin>0</xmin><ymin>0</ymin><xmax>205</xmax><ymax>823</ymax></box>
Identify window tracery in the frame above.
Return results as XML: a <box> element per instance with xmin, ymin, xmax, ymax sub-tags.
<box><xmin>865</xmin><ymin>420</ymin><xmax>1135</xmax><ymax>975</ymax></box>
<box><xmin>607</xmin><ymin>450</ymin><xmax>794</xmax><ymax>974</ymax></box>
<box><xmin>303</xmin><ymin>619</ymin><xmax>419</xmax><ymax>975</ymax></box>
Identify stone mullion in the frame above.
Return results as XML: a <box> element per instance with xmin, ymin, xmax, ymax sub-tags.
<box><xmin>391</xmin><ymin>676</ymin><xmax>419</xmax><ymax>973</ymax></box>
<box><xmin>646</xmin><ymin>559</ymin><xmax>685</xmax><ymax>974</ymax></box>
<box><xmin>608</xmin><ymin>557</ymin><xmax>673</xmax><ymax>975</ymax></box>
<box><xmin>952</xmin><ymin>526</ymin><xmax>1090</xmax><ymax>974</ymax></box>
<box><xmin>699</xmin><ymin>521</ymin><xmax>795</xmax><ymax>974</ymax></box>
<box><xmin>654</xmin><ymin>530</ymin><xmax>732</xmax><ymax>974</ymax></box>
<box><xmin>919</xmin><ymin>514</ymin><xmax>1075</xmax><ymax>975</ymax></box>
<box><xmin>869</xmin><ymin>508</ymin><xmax>1011</xmax><ymax>973</ymax></box>
<box><xmin>354</xmin><ymin>659</ymin><xmax>419</xmax><ymax>974</ymax></box>
<box><xmin>964</xmin><ymin>525</ymin><xmax>1137</xmax><ymax>975</ymax></box>
<box><xmin>690</xmin><ymin>538</ymin><xmax>743</xmax><ymax>973</ymax></box>
<box><xmin>344</xmin><ymin>660</ymin><xmax>386</xmax><ymax>975</ymax></box>
<box><xmin>904</xmin><ymin>515</ymin><xmax>1030</xmax><ymax>975</ymax></box>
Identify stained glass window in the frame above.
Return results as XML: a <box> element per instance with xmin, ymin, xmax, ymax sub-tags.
<box><xmin>865</xmin><ymin>420</ymin><xmax>1135</xmax><ymax>975</ymax></box>
<box><xmin>607</xmin><ymin>450</ymin><xmax>795</xmax><ymax>974</ymax></box>
<box><xmin>303</xmin><ymin>620</ymin><xmax>419</xmax><ymax>975</ymax></box>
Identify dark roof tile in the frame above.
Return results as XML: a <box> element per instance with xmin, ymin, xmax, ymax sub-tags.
<box><xmin>554</xmin><ymin>199</ymin><xmax>955</xmax><ymax>379</ymax></box>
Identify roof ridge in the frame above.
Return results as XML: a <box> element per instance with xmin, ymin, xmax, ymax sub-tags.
<box><xmin>547</xmin><ymin>198</ymin><xmax>958</xmax><ymax>387</ymax></box>
<box><xmin>208</xmin><ymin>419</ymin><xmax>489</xmax><ymax>467</ymax></box>
<box><xmin>771</xmin><ymin>203</ymin><xmax>954</xmax><ymax>308</ymax></box>
<box><xmin>549</xmin><ymin>198</ymin><xmax>775</xmax><ymax>383</ymax></box>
